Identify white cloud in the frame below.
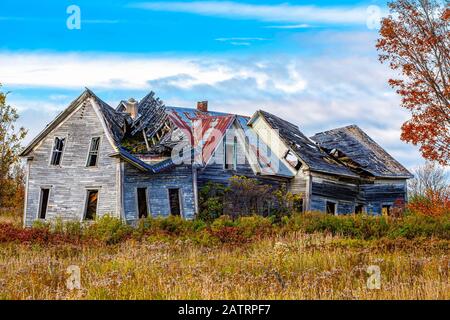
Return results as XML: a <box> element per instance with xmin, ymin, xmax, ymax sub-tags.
<box><xmin>129</xmin><ymin>1</ymin><xmax>381</xmax><ymax>25</ymax></box>
<box><xmin>265</xmin><ymin>24</ymin><xmax>311</xmax><ymax>29</ymax></box>
<box><xmin>2</xmin><ymin>49</ymin><xmax>421</xmax><ymax>168</ymax></box>
<box><xmin>0</xmin><ymin>51</ymin><xmax>303</xmax><ymax>94</ymax></box>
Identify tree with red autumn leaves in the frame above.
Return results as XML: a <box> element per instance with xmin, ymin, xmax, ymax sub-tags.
<box><xmin>377</xmin><ymin>0</ymin><xmax>450</xmax><ymax>165</ymax></box>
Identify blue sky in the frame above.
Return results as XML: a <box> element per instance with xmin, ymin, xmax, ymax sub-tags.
<box><xmin>0</xmin><ymin>0</ymin><xmax>425</xmax><ymax>170</ymax></box>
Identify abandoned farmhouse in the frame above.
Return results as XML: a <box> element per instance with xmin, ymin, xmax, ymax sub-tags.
<box><xmin>20</xmin><ymin>89</ymin><xmax>413</xmax><ymax>226</ymax></box>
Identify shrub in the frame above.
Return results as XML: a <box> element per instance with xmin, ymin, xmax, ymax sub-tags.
<box><xmin>407</xmin><ymin>189</ymin><xmax>450</xmax><ymax>217</ymax></box>
<box><xmin>209</xmin><ymin>226</ymin><xmax>248</xmax><ymax>244</ymax></box>
<box><xmin>235</xmin><ymin>215</ymin><xmax>273</xmax><ymax>238</ymax></box>
<box><xmin>86</xmin><ymin>215</ymin><xmax>132</xmax><ymax>244</ymax></box>
<box><xmin>198</xmin><ymin>182</ymin><xmax>228</xmax><ymax>222</ymax></box>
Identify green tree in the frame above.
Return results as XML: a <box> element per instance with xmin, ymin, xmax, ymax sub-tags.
<box><xmin>0</xmin><ymin>84</ymin><xmax>27</xmax><ymax>209</ymax></box>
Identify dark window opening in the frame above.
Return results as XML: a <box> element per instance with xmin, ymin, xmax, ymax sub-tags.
<box><xmin>84</xmin><ymin>190</ymin><xmax>98</xmax><ymax>220</ymax></box>
<box><xmin>294</xmin><ymin>198</ymin><xmax>304</xmax><ymax>212</ymax></box>
<box><xmin>224</xmin><ymin>137</ymin><xmax>236</xmax><ymax>170</ymax></box>
<box><xmin>137</xmin><ymin>188</ymin><xmax>149</xmax><ymax>219</ymax></box>
<box><xmin>86</xmin><ymin>137</ymin><xmax>100</xmax><ymax>167</ymax></box>
<box><xmin>355</xmin><ymin>204</ymin><xmax>364</xmax><ymax>214</ymax></box>
<box><xmin>382</xmin><ymin>205</ymin><xmax>391</xmax><ymax>216</ymax></box>
<box><xmin>39</xmin><ymin>189</ymin><xmax>50</xmax><ymax>219</ymax></box>
<box><xmin>50</xmin><ymin>137</ymin><xmax>65</xmax><ymax>165</ymax></box>
<box><xmin>326</xmin><ymin>201</ymin><xmax>336</xmax><ymax>215</ymax></box>
<box><xmin>168</xmin><ymin>188</ymin><xmax>181</xmax><ymax>216</ymax></box>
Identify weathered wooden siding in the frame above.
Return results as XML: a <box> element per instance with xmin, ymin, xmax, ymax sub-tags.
<box><xmin>24</xmin><ymin>101</ymin><xmax>118</xmax><ymax>226</ymax></box>
<box><xmin>123</xmin><ymin>162</ymin><xmax>195</xmax><ymax>222</ymax></box>
<box><xmin>360</xmin><ymin>182</ymin><xmax>407</xmax><ymax>215</ymax></box>
<box><xmin>308</xmin><ymin>173</ymin><xmax>408</xmax><ymax>215</ymax></box>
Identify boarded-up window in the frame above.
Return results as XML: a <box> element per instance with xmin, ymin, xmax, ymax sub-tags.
<box><xmin>168</xmin><ymin>188</ymin><xmax>181</xmax><ymax>216</ymax></box>
<box><xmin>84</xmin><ymin>190</ymin><xmax>98</xmax><ymax>220</ymax></box>
<box><xmin>86</xmin><ymin>137</ymin><xmax>100</xmax><ymax>167</ymax></box>
<box><xmin>326</xmin><ymin>201</ymin><xmax>336</xmax><ymax>215</ymax></box>
<box><xmin>137</xmin><ymin>188</ymin><xmax>149</xmax><ymax>219</ymax></box>
<box><xmin>50</xmin><ymin>137</ymin><xmax>65</xmax><ymax>165</ymax></box>
<box><xmin>39</xmin><ymin>188</ymin><xmax>50</xmax><ymax>219</ymax></box>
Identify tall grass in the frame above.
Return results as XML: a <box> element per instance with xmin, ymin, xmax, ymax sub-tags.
<box><xmin>0</xmin><ymin>232</ymin><xmax>447</xmax><ymax>299</ymax></box>
<box><xmin>0</xmin><ymin>212</ymin><xmax>448</xmax><ymax>299</ymax></box>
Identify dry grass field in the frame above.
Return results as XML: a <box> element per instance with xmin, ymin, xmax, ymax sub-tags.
<box><xmin>0</xmin><ymin>214</ymin><xmax>448</xmax><ymax>300</ymax></box>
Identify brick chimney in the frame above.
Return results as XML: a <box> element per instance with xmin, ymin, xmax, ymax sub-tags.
<box><xmin>197</xmin><ymin>101</ymin><xmax>208</xmax><ymax>112</ymax></box>
<box><xmin>126</xmin><ymin>98</ymin><xmax>138</xmax><ymax>119</ymax></box>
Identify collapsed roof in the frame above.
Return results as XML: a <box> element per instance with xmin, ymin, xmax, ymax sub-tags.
<box><xmin>311</xmin><ymin>125</ymin><xmax>413</xmax><ymax>178</ymax></box>
<box><xmin>20</xmin><ymin>89</ymin><xmax>412</xmax><ymax>180</ymax></box>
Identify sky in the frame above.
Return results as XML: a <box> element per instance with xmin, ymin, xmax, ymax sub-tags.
<box><xmin>0</xmin><ymin>0</ymin><xmax>427</xmax><ymax>171</ymax></box>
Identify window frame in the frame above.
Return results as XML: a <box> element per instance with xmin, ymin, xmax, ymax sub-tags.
<box><xmin>354</xmin><ymin>204</ymin><xmax>365</xmax><ymax>214</ymax></box>
<box><xmin>167</xmin><ymin>188</ymin><xmax>183</xmax><ymax>217</ymax></box>
<box><xmin>382</xmin><ymin>203</ymin><xmax>393</xmax><ymax>217</ymax></box>
<box><xmin>136</xmin><ymin>187</ymin><xmax>150</xmax><ymax>219</ymax></box>
<box><xmin>83</xmin><ymin>189</ymin><xmax>99</xmax><ymax>221</ymax></box>
<box><xmin>325</xmin><ymin>200</ymin><xmax>337</xmax><ymax>215</ymax></box>
<box><xmin>86</xmin><ymin>136</ymin><xmax>101</xmax><ymax>167</ymax></box>
<box><xmin>37</xmin><ymin>187</ymin><xmax>51</xmax><ymax>220</ymax></box>
<box><xmin>223</xmin><ymin>136</ymin><xmax>237</xmax><ymax>171</ymax></box>
<box><xmin>49</xmin><ymin>136</ymin><xmax>66</xmax><ymax>166</ymax></box>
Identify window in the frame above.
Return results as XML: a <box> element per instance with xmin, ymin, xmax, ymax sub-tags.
<box><xmin>137</xmin><ymin>188</ymin><xmax>149</xmax><ymax>219</ymax></box>
<box><xmin>38</xmin><ymin>188</ymin><xmax>50</xmax><ymax>219</ymax></box>
<box><xmin>355</xmin><ymin>204</ymin><xmax>364</xmax><ymax>214</ymax></box>
<box><xmin>326</xmin><ymin>201</ymin><xmax>336</xmax><ymax>215</ymax></box>
<box><xmin>294</xmin><ymin>198</ymin><xmax>304</xmax><ymax>213</ymax></box>
<box><xmin>284</xmin><ymin>150</ymin><xmax>301</xmax><ymax>170</ymax></box>
<box><xmin>382</xmin><ymin>205</ymin><xmax>391</xmax><ymax>217</ymax></box>
<box><xmin>244</xmin><ymin>136</ymin><xmax>250</xmax><ymax>164</ymax></box>
<box><xmin>224</xmin><ymin>137</ymin><xmax>237</xmax><ymax>170</ymax></box>
<box><xmin>168</xmin><ymin>188</ymin><xmax>181</xmax><ymax>216</ymax></box>
<box><xmin>84</xmin><ymin>190</ymin><xmax>98</xmax><ymax>220</ymax></box>
<box><xmin>50</xmin><ymin>137</ymin><xmax>65</xmax><ymax>165</ymax></box>
<box><xmin>86</xmin><ymin>137</ymin><xmax>101</xmax><ymax>167</ymax></box>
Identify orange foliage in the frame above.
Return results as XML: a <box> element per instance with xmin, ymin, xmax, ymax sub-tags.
<box><xmin>407</xmin><ymin>189</ymin><xmax>450</xmax><ymax>217</ymax></box>
<box><xmin>376</xmin><ymin>0</ymin><xmax>450</xmax><ymax>165</ymax></box>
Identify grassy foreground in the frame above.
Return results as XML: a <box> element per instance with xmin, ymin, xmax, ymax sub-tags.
<box><xmin>0</xmin><ymin>217</ymin><xmax>449</xmax><ymax>300</ymax></box>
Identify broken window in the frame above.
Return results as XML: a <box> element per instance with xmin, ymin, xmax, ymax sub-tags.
<box><xmin>84</xmin><ymin>190</ymin><xmax>98</xmax><ymax>220</ymax></box>
<box><xmin>168</xmin><ymin>188</ymin><xmax>181</xmax><ymax>216</ymax></box>
<box><xmin>326</xmin><ymin>201</ymin><xmax>336</xmax><ymax>215</ymax></box>
<box><xmin>137</xmin><ymin>188</ymin><xmax>149</xmax><ymax>219</ymax></box>
<box><xmin>38</xmin><ymin>188</ymin><xmax>50</xmax><ymax>219</ymax></box>
<box><xmin>86</xmin><ymin>137</ymin><xmax>101</xmax><ymax>167</ymax></box>
<box><xmin>382</xmin><ymin>205</ymin><xmax>391</xmax><ymax>217</ymax></box>
<box><xmin>50</xmin><ymin>137</ymin><xmax>65</xmax><ymax>165</ymax></box>
<box><xmin>284</xmin><ymin>150</ymin><xmax>301</xmax><ymax>170</ymax></box>
<box><xmin>224</xmin><ymin>137</ymin><xmax>237</xmax><ymax>170</ymax></box>
<box><xmin>355</xmin><ymin>204</ymin><xmax>364</xmax><ymax>214</ymax></box>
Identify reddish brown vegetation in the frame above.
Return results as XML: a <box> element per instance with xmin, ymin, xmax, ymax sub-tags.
<box><xmin>408</xmin><ymin>189</ymin><xmax>450</xmax><ymax>216</ymax></box>
<box><xmin>377</xmin><ymin>0</ymin><xmax>450</xmax><ymax>165</ymax></box>
<box><xmin>0</xmin><ymin>223</ymin><xmax>91</xmax><ymax>245</ymax></box>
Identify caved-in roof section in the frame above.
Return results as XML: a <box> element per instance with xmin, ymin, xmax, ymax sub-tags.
<box><xmin>130</xmin><ymin>91</ymin><xmax>167</xmax><ymax>136</ymax></box>
<box><xmin>311</xmin><ymin>125</ymin><xmax>413</xmax><ymax>178</ymax></box>
<box><xmin>257</xmin><ymin>110</ymin><xmax>359</xmax><ymax>178</ymax></box>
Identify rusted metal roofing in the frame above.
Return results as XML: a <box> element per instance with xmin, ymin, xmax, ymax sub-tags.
<box><xmin>166</xmin><ymin>107</ymin><xmax>235</xmax><ymax>165</ymax></box>
<box><xmin>311</xmin><ymin>125</ymin><xmax>413</xmax><ymax>178</ymax></box>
